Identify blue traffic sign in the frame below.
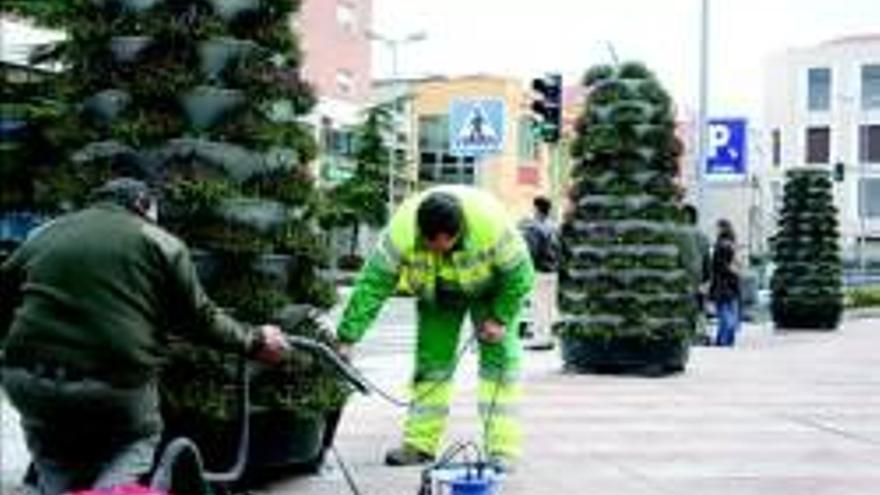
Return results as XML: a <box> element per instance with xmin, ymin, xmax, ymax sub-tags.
<box><xmin>706</xmin><ymin>118</ymin><xmax>747</xmax><ymax>178</ymax></box>
<box><xmin>449</xmin><ymin>99</ymin><xmax>506</xmax><ymax>155</ymax></box>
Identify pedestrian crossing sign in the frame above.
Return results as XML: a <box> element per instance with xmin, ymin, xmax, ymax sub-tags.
<box><xmin>449</xmin><ymin>98</ymin><xmax>506</xmax><ymax>155</ymax></box>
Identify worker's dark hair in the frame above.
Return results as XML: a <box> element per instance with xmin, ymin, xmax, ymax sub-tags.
<box><xmin>682</xmin><ymin>204</ymin><xmax>698</xmax><ymax>225</ymax></box>
<box><xmin>533</xmin><ymin>196</ymin><xmax>552</xmax><ymax>217</ymax></box>
<box><xmin>90</xmin><ymin>177</ymin><xmax>156</xmax><ymax>215</ymax></box>
<box><xmin>417</xmin><ymin>192</ymin><xmax>463</xmax><ymax>240</ymax></box>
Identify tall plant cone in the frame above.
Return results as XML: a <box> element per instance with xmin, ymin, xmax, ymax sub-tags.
<box><xmin>771</xmin><ymin>168</ymin><xmax>843</xmax><ymax>330</ymax></box>
<box><xmin>557</xmin><ymin>62</ymin><xmax>691</xmax><ymax>375</ymax></box>
<box><xmin>9</xmin><ymin>0</ymin><xmax>347</xmax><ymax>472</ymax></box>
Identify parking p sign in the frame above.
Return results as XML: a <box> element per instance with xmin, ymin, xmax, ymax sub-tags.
<box><xmin>706</xmin><ymin>118</ymin><xmax>747</xmax><ymax>178</ymax></box>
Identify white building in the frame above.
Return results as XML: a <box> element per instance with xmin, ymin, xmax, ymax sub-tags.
<box><xmin>762</xmin><ymin>35</ymin><xmax>880</xmax><ymax>262</ymax></box>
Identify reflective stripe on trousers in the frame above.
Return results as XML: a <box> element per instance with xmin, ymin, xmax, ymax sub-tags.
<box><xmin>403</xmin><ymin>298</ymin><xmax>523</xmax><ymax>457</ymax></box>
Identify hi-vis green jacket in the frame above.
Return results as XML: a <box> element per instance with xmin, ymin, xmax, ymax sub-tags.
<box><xmin>337</xmin><ymin>186</ymin><xmax>535</xmax><ymax>344</ymax></box>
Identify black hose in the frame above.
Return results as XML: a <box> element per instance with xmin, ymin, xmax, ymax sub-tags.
<box><xmin>150</xmin><ymin>358</ymin><xmax>250</xmax><ymax>492</ymax></box>
<box><xmin>284</xmin><ymin>335</ymin><xmax>370</xmax><ymax>394</ymax></box>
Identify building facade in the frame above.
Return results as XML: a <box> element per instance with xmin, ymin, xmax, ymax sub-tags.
<box><xmin>298</xmin><ymin>0</ymin><xmax>372</xmax><ymax>104</ymax></box>
<box><xmin>410</xmin><ymin>75</ymin><xmax>553</xmax><ymax>220</ymax></box>
<box><xmin>762</xmin><ymin>35</ymin><xmax>880</xmax><ymax>260</ymax></box>
<box><xmin>296</xmin><ymin>0</ymin><xmax>373</xmax><ymax>186</ymax></box>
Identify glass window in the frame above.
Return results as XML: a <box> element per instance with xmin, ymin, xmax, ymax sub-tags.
<box><xmin>807</xmin><ymin>68</ymin><xmax>831</xmax><ymax>111</ymax></box>
<box><xmin>861</xmin><ymin>65</ymin><xmax>880</xmax><ymax>110</ymax></box>
<box><xmin>859</xmin><ymin>178</ymin><xmax>880</xmax><ymax>218</ymax></box>
<box><xmin>418</xmin><ymin>115</ymin><xmax>450</xmax><ymax>151</ymax></box>
<box><xmin>772</xmin><ymin>129</ymin><xmax>781</xmax><ymax>166</ymax></box>
<box><xmin>336</xmin><ymin>69</ymin><xmax>354</xmax><ymax>96</ymax></box>
<box><xmin>805</xmin><ymin>126</ymin><xmax>830</xmax><ymax>164</ymax></box>
<box><xmin>324</xmin><ymin>128</ymin><xmax>355</xmax><ymax>157</ymax></box>
<box><xmin>336</xmin><ymin>2</ymin><xmax>357</xmax><ymax>33</ymax></box>
<box><xmin>859</xmin><ymin>125</ymin><xmax>880</xmax><ymax>163</ymax></box>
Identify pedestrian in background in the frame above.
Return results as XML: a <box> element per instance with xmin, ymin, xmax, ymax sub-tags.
<box><xmin>709</xmin><ymin>219</ymin><xmax>742</xmax><ymax>347</ymax></box>
<box><xmin>519</xmin><ymin>196</ymin><xmax>560</xmax><ymax>350</ymax></box>
<box><xmin>0</xmin><ymin>178</ymin><xmax>288</xmax><ymax>495</ymax></box>
<box><xmin>675</xmin><ymin>205</ymin><xmax>712</xmax><ymax>344</ymax></box>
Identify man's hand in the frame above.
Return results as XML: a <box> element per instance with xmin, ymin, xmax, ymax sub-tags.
<box><xmin>254</xmin><ymin>324</ymin><xmax>288</xmax><ymax>365</ymax></box>
<box><xmin>478</xmin><ymin>319</ymin><xmax>506</xmax><ymax>344</ymax></box>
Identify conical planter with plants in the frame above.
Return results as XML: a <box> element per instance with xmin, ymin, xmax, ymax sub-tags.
<box><xmin>556</xmin><ymin>62</ymin><xmax>693</xmax><ymax>375</ymax></box>
<box><xmin>770</xmin><ymin>168</ymin><xmax>843</xmax><ymax>330</ymax></box>
<box><xmin>8</xmin><ymin>0</ymin><xmax>346</xmax><ymax>478</ymax></box>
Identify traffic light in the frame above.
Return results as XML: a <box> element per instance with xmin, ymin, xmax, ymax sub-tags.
<box><xmin>834</xmin><ymin>161</ymin><xmax>845</xmax><ymax>182</ymax></box>
<box><xmin>531</xmin><ymin>73</ymin><xmax>562</xmax><ymax>143</ymax></box>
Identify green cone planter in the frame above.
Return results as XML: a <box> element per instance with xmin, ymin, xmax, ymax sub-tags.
<box><xmin>160</xmin><ymin>138</ymin><xmax>263</xmax><ymax>182</ymax></box>
<box><xmin>558</xmin><ymin>62</ymin><xmax>691</xmax><ymax>376</ymax></box>
<box><xmin>109</xmin><ymin>36</ymin><xmax>154</xmax><ymax>64</ymax></box>
<box><xmin>83</xmin><ymin>89</ymin><xmax>131</xmax><ymax>123</ymax></box>
<box><xmin>180</xmin><ymin>86</ymin><xmax>245</xmax><ymax>129</ymax></box>
<box><xmin>210</xmin><ymin>0</ymin><xmax>261</xmax><ymax>22</ymax></box>
<box><xmin>18</xmin><ymin>0</ymin><xmax>337</xmax><ymax>480</ymax></box>
<box><xmin>199</xmin><ymin>37</ymin><xmax>256</xmax><ymax>82</ymax></box>
<box><xmin>771</xmin><ymin>168</ymin><xmax>842</xmax><ymax>330</ymax></box>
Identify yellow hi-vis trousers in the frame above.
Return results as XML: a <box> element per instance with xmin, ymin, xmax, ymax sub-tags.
<box><xmin>403</xmin><ymin>299</ymin><xmax>523</xmax><ymax>459</ymax></box>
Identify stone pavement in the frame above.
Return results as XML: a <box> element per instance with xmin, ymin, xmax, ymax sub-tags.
<box><xmin>2</xmin><ymin>317</ymin><xmax>879</xmax><ymax>494</ymax></box>
<box><xmin>261</xmin><ymin>317</ymin><xmax>880</xmax><ymax>495</ymax></box>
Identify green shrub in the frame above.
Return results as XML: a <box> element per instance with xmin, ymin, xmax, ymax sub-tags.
<box><xmin>558</xmin><ymin>62</ymin><xmax>691</xmax><ymax>373</ymax></box>
<box><xmin>845</xmin><ymin>287</ymin><xmax>880</xmax><ymax>309</ymax></box>
<box><xmin>771</xmin><ymin>169</ymin><xmax>843</xmax><ymax>329</ymax></box>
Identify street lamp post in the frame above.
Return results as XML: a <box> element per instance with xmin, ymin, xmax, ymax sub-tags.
<box><xmin>367</xmin><ymin>29</ymin><xmax>427</xmax><ymax>215</ymax></box>
<box><xmin>695</xmin><ymin>0</ymin><xmax>710</xmax><ymax>233</ymax></box>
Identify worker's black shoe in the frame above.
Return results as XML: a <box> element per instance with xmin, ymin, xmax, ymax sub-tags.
<box><xmin>384</xmin><ymin>444</ymin><xmax>435</xmax><ymax>466</ymax></box>
<box><xmin>488</xmin><ymin>454</ymin><xmax>516</xmax><ymax>474</ymax></box>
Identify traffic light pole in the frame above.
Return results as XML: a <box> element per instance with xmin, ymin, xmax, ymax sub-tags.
<box><xmin>550</xmin><ymin>142</ymin><xmax>564</xmax><ymax>220</ymax></box>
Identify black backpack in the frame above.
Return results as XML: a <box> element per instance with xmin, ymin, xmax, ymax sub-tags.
<box><xmin>520</xmin><ymin>219</ymin><xmax>559</xmax><ymax>272</ymax></box>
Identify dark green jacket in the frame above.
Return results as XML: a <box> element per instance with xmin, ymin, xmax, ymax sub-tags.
<box><xmin>0</xmin><ymin>203</ymin><xmax>258</xmax><ymax>386</ymax></box>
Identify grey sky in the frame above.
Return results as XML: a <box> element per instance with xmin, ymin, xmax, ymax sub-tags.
<box><xmin>371</xmin><ymin>0</ymin><xmax>880</xmax><ymax>121</ymax></box>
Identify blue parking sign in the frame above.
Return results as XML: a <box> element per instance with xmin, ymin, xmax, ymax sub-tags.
<box><xmin>706</xmin><ymin>118</ymin><xmax>747</xmax><ymax>178</ymax></box>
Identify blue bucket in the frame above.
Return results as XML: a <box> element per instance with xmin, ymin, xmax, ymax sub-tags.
<box><xmin>431</xmin><ymin>463</ymin><xmax>503</xmax><ymax>495</ymax></box>
<box><xmin>449</xmin><ymin>475</ymin><xmax>497</xmax><ymax>495</ymax></box>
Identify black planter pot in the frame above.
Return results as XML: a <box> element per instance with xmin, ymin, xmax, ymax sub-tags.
<box><xmin>161</xmin><ymin>407</ymin><xmax>343</xmax><ymax>480</ymax></box>
<box><xmin>560</xmin><ymin>333</ymin><xmax>689</xmax><ymax>376</ymax></box>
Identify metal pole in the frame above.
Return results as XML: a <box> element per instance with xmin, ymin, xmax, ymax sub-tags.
<box><xmin>605</xmin><ymin>41</ymin><xmax>620</xmax><ymax>66</ymax></box>
<box><xmin>550</xmin><ymin>143</ymin><xmax>562</xmax><ymax>219</ymax></box>
<box><xmin>859</xmin><ymin>125</ymin><xmax>867</xmax><ymax>277</ymax></box>
<box><xmin>695</xmin><ymin>0</ymin><xmax>710</xmax><ymax>233</ymax></box>
<box><xmin>387</xmin><ymin>43</ymin><xmax>400</xmax><ymax>218</ymax></box>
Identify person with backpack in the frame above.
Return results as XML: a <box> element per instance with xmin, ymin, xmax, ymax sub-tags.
<box><xmin>519</xmin><ymin>196</ymin><xmax>560</xmax><ymax>350</ymax></box>
<box><xmin>674</xmin><ymin>205</ymin><xmax>712</xmax><ymax>345</ymax></box>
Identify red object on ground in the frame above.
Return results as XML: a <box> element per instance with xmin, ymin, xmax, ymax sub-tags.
<box><xmin>66</xmin><ymin>484</ymin><xmax>169</xmax><ymax>495</ymax></box>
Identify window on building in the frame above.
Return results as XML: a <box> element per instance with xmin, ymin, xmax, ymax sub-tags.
<box><xmin>323</xmin><ymin>128</ymin><xmax>356</xmax><ymax>157</ymax></box>
<box><xmin>861</xmin><ymin>65</ymin><xmax>880</xmax><ymax>110</ymax></box>
<box><xmin>418</xmin><ymin>114</ymin><xmax>474</xmax><ymax>184</ymax></box>
<box><xmin>336</xmin><ymin>2</ymin><xmax>357</xmax><ymax>34</ymax></box>
<box><xmin>807</xmin><ymin>67</ymin><xmax>832</xmax><ymax>111</ymax></box>
<box><xmin>336</xmin><ymin>69</ymin><xmax>355</xmax><ymax>96</ymax></box>
<box><xmin>772</xmin><ymin>129</ymin><xmax>781</xmax><ymax>166</ymax></box>
<box><xmin>859</xmin><ymin>178</ymin><xmax>880</xmax><ymax>218</ymax></box>
<box><xmin>418</xmin><ymin>115</ymin><xmax>449</xmax><ymax>150</ymax></box>
<box><xmin>859</xmin><ymin>125</ymin><xmax>880</xmax><ymax>163</ymax></box>
<box><xmin>805</xmin><ymin>126</ymin><xmax>830</xmax><ymax>164</ymax></box>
